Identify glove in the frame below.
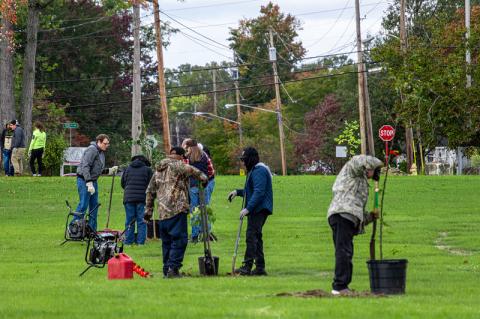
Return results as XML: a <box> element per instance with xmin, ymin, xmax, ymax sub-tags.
<box><xmin>144</xmin><ymin>209</ymin><xmax>152</xmax><ymax>222</ymax></box>
<box><xmin>372</xmin><ymin>167</ymin><xmax>381</xmax><ymax>181</ymax></box>
<box><xmin>371</xmin><ymin>210</ymin><xmax>379</xmax><ymax>220</ymax></box>
<box><xmin>228</xmin><ymin>190</ymin><xmax>237</xmax><ymax>202</ymax></box>
<box><xmin>239</xmin><ymin>208</ymin><xmax>249</xmax><ymax>219</ymax></box>
<box><xmin>108</xmin><ymin>166</ymin><xmax>119</xmax><ymax>175</ymax></box>
<box><xmin>86</xmin><ymin>182</ymin><xmax>95</xmax><ymax>195</ymax></box>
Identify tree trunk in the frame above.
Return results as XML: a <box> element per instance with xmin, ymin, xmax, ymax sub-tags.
<box><xmin>0</xmin><ymin>18</ymin><xmax>16</xmax><ymax>126</ymax></box>
<box><xmin>21</xmin><ymin>1</ymin><xmax>41</xmax><ymax>144</ymax></box>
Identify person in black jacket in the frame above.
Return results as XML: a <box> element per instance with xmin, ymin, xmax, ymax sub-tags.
<box><xmin>121</xmin><ymin>155</ymin><xmax>153</xmax><ymax>245</ymax></box>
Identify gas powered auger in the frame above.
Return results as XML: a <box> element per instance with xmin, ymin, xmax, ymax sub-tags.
<box><xmin>61</xmin><ymin>201</ymin><xmax>100</xmax><ymax>245</ymax></box>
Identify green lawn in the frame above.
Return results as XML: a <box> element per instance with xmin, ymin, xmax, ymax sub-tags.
<box><xmin>0</xmin><ymin>175</ymin><xmax>479</xmax><ymax>318</ymax></box>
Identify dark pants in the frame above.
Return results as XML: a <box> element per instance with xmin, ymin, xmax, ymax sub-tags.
<box><xmin>329</xmin><ymin>214</ymin><xmax>356</xmax><ymax>291</ymax></box>
<box><xmin>29</xmin><ymin>148</ymin><xmax>44</xmax><ymax>175</ymax></box>
<box><xmin>244</xmin><ymin>210</ymin><xmax>269</xmax><ymax>270</ymax></box>
<box><xmin>159</xmin><ymin>213</ymin><xmax>188</xmax><ymax>275</ymax></box>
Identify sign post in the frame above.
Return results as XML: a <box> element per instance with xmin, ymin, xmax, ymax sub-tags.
<box><xmin>379</xmin><ymin>125</ymin><xmax>395</xmax><ymax>165</ymax></box>
<box><xmin>63</xmin><ymin>122</ymin><xmax>78</xmax><ymax>146</ymax></box>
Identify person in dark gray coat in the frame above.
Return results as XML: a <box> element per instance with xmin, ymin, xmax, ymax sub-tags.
<box><xmin>9</xmin><ymin>120</ymin><xmax>26</xmax><ymax>175</ymax></box>
<box><xmin>73</xmin><ymin>134</ymin><xmax>117</xmax><ymax>231</ymax></box>
<box><xmin>121</xmin><ymin>155</ymin><xmax>153</xmax><ymax>245</ymax></box>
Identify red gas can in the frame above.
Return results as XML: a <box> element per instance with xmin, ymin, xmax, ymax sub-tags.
<box><xmin>108</xmin><ymin>253</ymin><xmax>134</xmax><ymax>280</ymax></box>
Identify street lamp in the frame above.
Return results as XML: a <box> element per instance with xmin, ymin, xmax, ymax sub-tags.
<box><xmin>177</xmin><ymin>111</ymin><xmax>242</xmax><ymax>144</ymax></box>
<box><xmin>225</xmin><ymin>103</ymin><xmax>278</xmax><ymax>114</ymax></box>
<box><xmin>225</xmin><ymin>103</ymin><xmax>286</xmax><ymax>175</ymax></box>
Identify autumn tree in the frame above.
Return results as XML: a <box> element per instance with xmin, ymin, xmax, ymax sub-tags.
<box><xmin>228</xmin><ymin>2</ymin><xmax>305</xmax><ymax>103</ymax></box>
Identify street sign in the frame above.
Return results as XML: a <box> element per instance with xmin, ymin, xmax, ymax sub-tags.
<box><xmin>379</xmin><ymin>125</ymin><xmax>395</xmax><ymax>142</ymax></box>
<box><xmin>63</xmin><ymin>122</ymin><xmax>78</xmax><ymax>129</ymax></box>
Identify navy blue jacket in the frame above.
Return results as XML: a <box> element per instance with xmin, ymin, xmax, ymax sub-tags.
<box><xmin>236</xmin><ymin>163</ymin><xmax>273</xmax><ymax>215</ymax></box>
<box><xmin>121</xmin><ymin>159</ymin><xmax>153</xmax><ymax>204</ymax></box>
<box><xmin>189</xmin><ymin>152</ymin><xmax>209</xmax><ymax>188</ymax></box>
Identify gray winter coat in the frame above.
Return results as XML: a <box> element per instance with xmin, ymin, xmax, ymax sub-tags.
<box><xmin>76</xmin><ymin>142</ymin><xmax>105</xmax><ymax>182</ymax></box>
<box><xmin>11</xmin><ymin>126</ymin><xmax>26</xmax><ymax>149</ymax></box>
<box><xmin>327</xmin><ymin>155</ymin><xmax>383</xmax><ymax>233</ymax></box>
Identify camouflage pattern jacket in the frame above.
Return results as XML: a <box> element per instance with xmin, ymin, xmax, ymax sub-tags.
<box><xmin>145</xmin><ymin>157</ymin><xmax>206</xmax><ymax>220</ymax></box>
<box><xmin>327</xmin><ymin>155</ymin><xmax>383</xmax><ymax>233</ymax></box>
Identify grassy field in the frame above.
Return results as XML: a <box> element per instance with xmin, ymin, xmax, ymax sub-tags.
<box><xmin>0</xmin><ymin>175</ymin><xmax>479</xmax><ymax>318</ymax></box>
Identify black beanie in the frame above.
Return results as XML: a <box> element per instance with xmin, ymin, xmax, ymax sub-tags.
<box><xmin>241</xmin><ymin>147</ymin><xmax>259</xmax><ymax>172</ymax></box>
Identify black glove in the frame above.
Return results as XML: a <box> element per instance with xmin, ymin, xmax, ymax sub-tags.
<box><xmin>228</xmin><ymin>190</ymin><xmax>237</xmax><ymax>202</ymax></box>
<box><xmin>372</xmin><ymin>167</ymin><xmax>381</xmax><ymax>181</ymax></box>
<box><xmin>144</xmin><ymin>210</ymin><xmax>152</xmax><ymax>222</ymax></box>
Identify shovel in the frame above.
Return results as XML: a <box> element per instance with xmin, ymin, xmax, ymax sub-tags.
<box><xmin>198</xmin><ymin>185</ymin><xmax>218</xmax><ymax>276</ymax></box>
<box><xmin>231</xmin><ymin>216</ymin><xmax>244</xmax><ymax>276</ymax></box>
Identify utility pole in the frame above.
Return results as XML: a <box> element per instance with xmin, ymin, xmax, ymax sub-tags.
<box><xmin>269</xmin><ymin>29</ymin><xmax>287</xmax><ymax>176</ymax></box>
<box><xmin>400</xmin><ymin>0</ymin><xmax>414</xmax><ymax>172</ymax></box>
<box><xmin>212</xmin><ymin>69</ymin><xmax>217</xmax><ymax>115</ymax></box>
<box><xmin>175</xmin><ymin>117</ymin><xmax>180</xmax><ymax>146</ymax></box>
<box><xmin>234</xmin><ymin>80</ymin><xmax>243</xmax><ymax>147</ymax></box>
<box><xmin>232</xmin><ymin>53</ymin><xmax>243</xmax><ymax>147</ymax></box>
<box><xmin>355</xmin><ymin>0</ymin><xmax>368</xmax><ymax>155</ymax></box>
<box><xmin>153</xmin><ymin>0</ymin><xmax>171</xmax><ymax>154</ymax></box>
<box><xmin>131</xmin><ymin>3</ymin><xmax>142</xmax><ymax>156</ymax></box>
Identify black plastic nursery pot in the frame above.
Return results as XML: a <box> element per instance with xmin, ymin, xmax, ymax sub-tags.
<box><xmin>146</xmin><ymin>220</ymin><xmax>160</xmax><ymax>239</ymax></box>
<box><xmin>198</xmin><ymin>256</ymin><xmax>219</xmax><ymax>276</ymax></box>
<box><xmin>367</xmin><ymin>259</ymin><xmax>408</xmax><ymax>294</ymax></box>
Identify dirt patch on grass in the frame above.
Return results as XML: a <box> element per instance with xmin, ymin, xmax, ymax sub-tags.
<box><xmin>435</xmin><ymin>232</ymin><xmax>473</xmax><ymax>256</ymax></box>
<box><xmin>276</xmin><ymin>289</ymin><xmax>384</xmax><ymax>298</ymax></box>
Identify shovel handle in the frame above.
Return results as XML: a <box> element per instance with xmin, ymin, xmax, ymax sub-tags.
<box><xmin>232</xmin><ymin>216</ymin><xmax>244</xmax><ymax>275</ymax></box>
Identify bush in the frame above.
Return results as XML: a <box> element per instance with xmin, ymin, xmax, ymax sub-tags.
<box><xmin>43</xmin><ymin>134</ymin><xmax>68</xmax><ymax>176</ymax></box>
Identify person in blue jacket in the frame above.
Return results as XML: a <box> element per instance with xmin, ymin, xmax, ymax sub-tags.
<box><xmin>228</xmin><ymin>147</ymin><xmax>273</xmax><ymax>276</ymax></box>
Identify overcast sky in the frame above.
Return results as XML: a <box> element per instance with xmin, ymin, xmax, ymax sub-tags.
<box><xmin>150</xmin><ymin>0</ymin><xmax>393</xmax><ymax>68</ymax></box>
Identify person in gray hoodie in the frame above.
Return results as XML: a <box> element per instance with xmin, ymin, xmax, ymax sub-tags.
<box><xmin>73</xmin><ymin>134</ymin><xmax>118</xmax><ymax>231</ymax></box>
<box><xmin>9</xmin><ymin>120</ymin><xmax>26</xmax><ymax>175</ymax></box>
<box><xmin>327</xmin><ymin>155</ymin><xmax>383</xmax><ymax>295</ymax></box>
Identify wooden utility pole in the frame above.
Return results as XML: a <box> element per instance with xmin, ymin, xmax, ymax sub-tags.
<box><xmin>131</xmin><ymin>3</ymin><xmax>142</xmax><ymax>156</ymax></box>
<box><xmin>355</xmin><ymin>0</ymin><xmax>368</xmax><ymax>155</ymax></box>
<box><xmin>234</xmin><ymin>80</ymin><xmax>243</xmax><ymax>147</ymax></box>
<box><xmin>400</xmin><ymin>0</ymin><xmax>414</xmax><ymax>172</ymax></box>
<box><xmin>212</xmin><ymin>69</ymin><xmax>217</xmax><ymax>114</ymax></box>
<box><xmin>153</xmin><ymin>0</ymin><xmax>171</xmax><ymax>153</ymax></box>
<box><xmin>269</xmin><ymin>29</ymin><xmax>287</xmax><ymax>176</ymax></box>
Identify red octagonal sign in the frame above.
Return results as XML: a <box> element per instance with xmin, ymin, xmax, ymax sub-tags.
<box><xmin>379</xmin><ymin>125</ymin><xmax>395</xmax><ymax>142</ymax></box>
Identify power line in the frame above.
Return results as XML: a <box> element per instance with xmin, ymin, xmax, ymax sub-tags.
<box><xmin>161</xmin><ymin>0</ymin><xmax>262</xmax><ymax>12</ymax></box>
<box><xmin>306</xmin><ymin>0</ymin><xmax>351</xmax><ymax>49</ymax></box>
<box><xmin>61</xmin><ymin>69</ymin><xmax>370</xmax><ymax>109</ymax></box>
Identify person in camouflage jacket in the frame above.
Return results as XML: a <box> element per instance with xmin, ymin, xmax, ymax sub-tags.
<box><xmin>145</xmin><ymin>146</ymin><xmax>207</xmax><ymax>278</ymax></box>
<box><xmin>327</xmin><ymin>155</ymin><xmax>383</xmax><ymax>295</ymax></box>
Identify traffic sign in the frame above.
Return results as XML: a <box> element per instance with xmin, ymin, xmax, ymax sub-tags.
<box><xmin>63</xmin><ymin>122</ymin><xmax>78</xmax><ymax>129</ymax></box>
<box><xmin>379</xmin><ymin>125</ymin><xmax>395</xmax><ymax>142</ymax></box>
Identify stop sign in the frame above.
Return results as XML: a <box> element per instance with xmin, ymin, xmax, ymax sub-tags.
<box><xmin>379</xmin><ymin>125</ymin><xmax>395</xmax><ymax>142</ymax></box>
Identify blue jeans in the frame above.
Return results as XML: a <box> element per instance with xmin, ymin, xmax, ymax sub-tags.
<box><xmin>2</xmin><ymin>149</ymin><xmax>13</xmax><ymax>175</ymax></box>
<box><xmin>205</xmin><ymin>178</ymin><xmax>215</xmax><ymax>205</ymax></box>
<box><xmin>124</xmin><ymin>202</ymin><xmax>146</xmax><ymax>245</ymax></box>
<box><xmin>159</xmin><ymin>213</ymin><xmax>188</xmax><ymax>274</ymax></box>
<box><xmin>189</xmin><ymin>186</ymin><xmax>212</xmax><ymax>239</ymax></box>
<box><xmin>73</xmin><ymin>177</ymin><xmax>99</xmax><ymax>231</ymax></box>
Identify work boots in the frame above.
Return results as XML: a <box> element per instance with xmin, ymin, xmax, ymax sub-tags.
<box><xmin>234</xmin><ymin>264</ymin><xmax>252</xmax><ymax>276</ymax></box>
<box><xmin>251</xmin><ymin>268</ymin><xmax>267</xmax><ymax>276</ymax></box>
<box><xmin>166</xmin><ymin>268</ymin><xmax>182</xmax><ymax>278</ymax></box>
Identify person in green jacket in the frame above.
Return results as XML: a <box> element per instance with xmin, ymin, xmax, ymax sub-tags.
<box><xmin>28</xmin><ymin>122</ymin><xmax>46</xmax><ymax>176</ymax></box>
